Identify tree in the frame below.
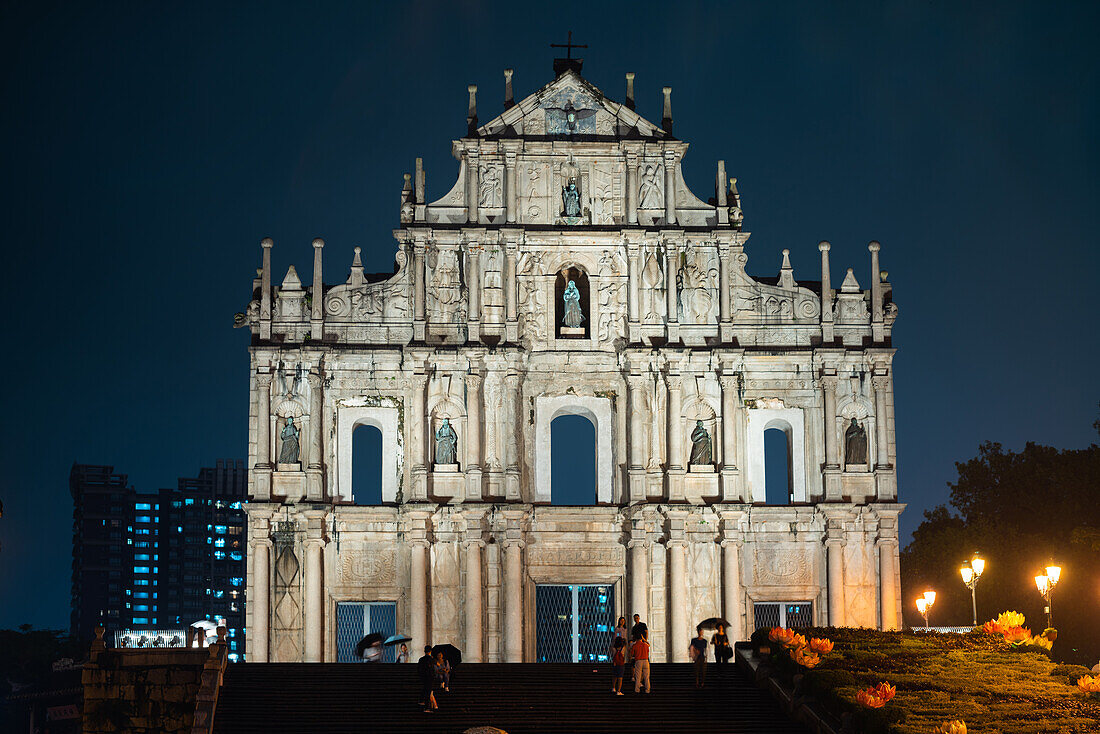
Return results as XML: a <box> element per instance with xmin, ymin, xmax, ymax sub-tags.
<box><xmin>900</xmin><ymin>433</ymin><xmax>1100</xmax><ymax>666</ymax></box>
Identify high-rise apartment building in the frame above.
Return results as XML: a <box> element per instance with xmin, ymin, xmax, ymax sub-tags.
<box><xmin>70</xmin><ymin>460</ymin><xmax>248</xmax><ymax>659</ymax></box>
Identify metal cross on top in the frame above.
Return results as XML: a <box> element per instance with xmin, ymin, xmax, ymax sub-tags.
<box><xmin>550</xmin><ymin>31</ymin><xmax>587</xmax><ymax>59</ymax></box>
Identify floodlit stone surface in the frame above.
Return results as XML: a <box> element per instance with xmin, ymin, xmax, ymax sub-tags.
<box><xmin>238</xmin><ymin>62</ymin><xmax>904</xmax><ymax>664</ymax></box>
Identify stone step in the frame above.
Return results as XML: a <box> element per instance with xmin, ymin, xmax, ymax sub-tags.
<box><xmin>213</xmin><ymin>662</ymin><xmax>808</xmax><ymax>733</ymax></box>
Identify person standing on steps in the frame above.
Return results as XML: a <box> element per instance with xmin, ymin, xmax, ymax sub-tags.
<box><xmin>689</xmin><ymin>627</ymin><xmax>709</xmax><ymax>689</ymax></box>
<box><xmin>417</xmin><ymin>645</ymin><xmax>438</xmax><ymax>712</ymax></box>
<box><xmin>712</xmin><ymin>624</ymin><xmax>732</xmax><ymax>667</ymax></box>
<box><xmin>628</xmin><ymin>614</ymin><xmax>648</xmax><ymax>664</ymax></box>
<box><xmin>631</xmin><ymin>629</ymin><xmax>651</xmax><ymax>693</ymax></box>
<box><xmin>610</xmin><ymin>637</ymin><xmax>626</xmax><ymax>695</ymax></box>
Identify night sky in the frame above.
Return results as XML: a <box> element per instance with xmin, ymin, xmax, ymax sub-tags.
<box><xmin>1</xmin><ymin>1</ymin><xmax>1096</xmax><ymax>630</ymax></box>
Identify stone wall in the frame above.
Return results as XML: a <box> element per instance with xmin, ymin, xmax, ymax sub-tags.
<box><xmin>81</xmin><ymin>631</ymin><xmax>227</xmax><ymax>734</ymax></box>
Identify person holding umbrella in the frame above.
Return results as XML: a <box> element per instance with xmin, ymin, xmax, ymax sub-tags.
<box><xmin>355</xmin><ymin>632</ymin><xmax>384</xmax><ymax>663</ymax></box>
<box><xmin>383</xmin><ymin>633</ymin><xmax>413</xmax><ymax>663</ymax></box>
<box><xmin>417</xmin><ymin>645</ymin><xmax>438</xmax><ymax>712</ymax></box>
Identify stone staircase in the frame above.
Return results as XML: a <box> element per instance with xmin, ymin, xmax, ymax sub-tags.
<box><xmin>212</xmin><ymin>661</ymin><xmax>808</xmax><ymax>733</ymax></box>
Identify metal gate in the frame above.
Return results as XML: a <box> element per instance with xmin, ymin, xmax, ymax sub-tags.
<box><xmin>336</xmin><ymin>601</ymin><xmax>397</xmax><ymax>662</ymax></box>
<box><xmin>535</xmin><ymin>584</ymin><xmax>614</xmax><ymax>663</ymax></box>
<box><xmin>752</xmin><ymin>601</ymin><xmax>814</xmax><ymax>631</ymax></box>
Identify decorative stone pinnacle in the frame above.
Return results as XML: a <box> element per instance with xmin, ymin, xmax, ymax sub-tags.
<box><xmin>312</xmin><ymin>238</ymin><xmax>324</xmax><ymax>249</ymax></box>
<box><xmin>261</xmin><ymin>237</ymin><xmax>273</xmax><ymax>249</ymax></box>
<box><xmin>504</xmin><ymin>69</ymin><xmax>514</xmax><ymax>107</ymax></box>
<box><xmin>403</xmin><ymin>172</ymin><xmax>412</xmax><ymax>190</ymax></box>
<box><xmin>467</xmin><ymin>85</ymin><xmax>478</xmax><ymax>115</ymax></box>
<box><xmin>868</xmin><ymin>240</ymin><xmax>881</xmax><ymax>253</ymax></box>
<box><xmin>818</xmin><ymin>240</ymin><xmax>830</xmax><ymax>252</ymax></box>
<box><xmin>625</xmin><ymin>72</ymin><xmax>636</xmax><ymax>109</ymax></box>
<box><xmin>352</xmin><ymin>246</ymin><xmax>363</xmax><ymax>267</ymax></box>
<box><xmin>662</xmin><ymin>86</ymin><xmax>673</xmax><ymax>133</ymax></box>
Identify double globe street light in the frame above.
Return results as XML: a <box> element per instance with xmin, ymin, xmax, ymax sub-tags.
<box><xmin>1034</xmin><ymin>564</ymin><xmax>1062</xmax><ymax>629</ymax></box>
<box><xmin>959</xmin><ymin>555</ymin><xmax>986</xmax><ymax>626</ymax></box>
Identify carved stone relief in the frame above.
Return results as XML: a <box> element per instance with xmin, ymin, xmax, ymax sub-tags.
<box><xmin>481</xmin><ymin>248</ymin><xmax>504</xmax><ymax>325</ymax></box>
<box><xmin>597</xmin><ymin>280</ymin><xmax>626</xmax><ymax>343</ymax></box>
<box><xmin>678</xmin><ymin>246</ymin><xmax>719</xmax><ymax>324</ymax></box>
<box><xmin>428</xmin><ymin>248</ymin><xmax>466</xmax><ymax>324</ymax></box>
<box><xmin>478</xmin><ymin>164</ymin><xmax>503</xmax><ymax>208</ymax></box>
<box><xmin>337</xmin><ymin>548</ymin><xmax>397</xmax><ymax>586</ymax></box>
<box><xmin>641</xmin><ymin>246</ymin><xmax>666</xmax><ymax>324</ymax></box>
<box><xmin>752</xmin><ymin>546</ymin><xmax>814</xmax><ymax>586</ymax></box>
<box><xmin>517</xmin><ymin>278</ymin><xmax>546</xmax><ymax>344</ymax></box>
<box><xmin>639</xmin><ymin>164</ymin><xmax>663</xmax><ymax>209</ymax></box>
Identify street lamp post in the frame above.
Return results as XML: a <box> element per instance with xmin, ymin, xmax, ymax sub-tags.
<box><xmin>1034</xmin><ymin>564</ymin><xmax>1062</xmax><ymax>629</ymax></box>
<box><xmin>959</xmin><ymin>555</ymin><xmax>985</xmax><ymax>626</ymax></box>
<box><xmin>915</xmin><ymin>590</ymin><xmax>936</xmax><ymax>628</ymax></box>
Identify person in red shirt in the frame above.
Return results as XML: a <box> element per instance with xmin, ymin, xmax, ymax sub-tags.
<box><xmin>631</xmin><ymin>629</ymin><xmax>651</xmax><ymax>693</ymax></box>
<box><xmin>610</xmin><ymin>637</ymin><xmax>626</xmax><ymax>695</ymax></box>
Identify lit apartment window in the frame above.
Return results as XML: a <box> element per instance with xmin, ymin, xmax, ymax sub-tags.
<box><xmin>133</xmin><ymin>566</ymin><xmax>150</xmax><ymax>574</ymax></box>
<box><xmin>135</xmin><ymin>503</ymin><xmax>152</xmax><ymax>511</ymax></box>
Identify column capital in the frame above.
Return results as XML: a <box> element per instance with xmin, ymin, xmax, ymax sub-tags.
<box><xmin>627</xmin><ymin>538</ymin><xmax>650</xmax><ymax>550</ymax></box>
<box><xmin>667</xmin><ymin>538</ymin><xmax>688</xmax><ymax>549</ymax></box>
<box><xmin>719</xmin><ymin>538</ymin><xmax>743</xmax><ymax>549</ymax></box>
<box><xmin>718</xmin><ymin>374</ymin><xmax>738</xmax><ymax>391</ymax></box>
<box><xmin>871</xmin><ymin>375</ymin><xmax>890</xmax><ymax>390</ymax></box>
<box><xmin>256</xmin><ymin>371</ymin><xmax>273</xmax><ymax>387</ymax></box>
<box><xmin>824</xmin><ymin>536</ymin><xmax>847</xmax><ymax>548</ymax></box>
<box><xmin>465</xmin><ymin>371</ymin><xmax>483</xmax><ymax>390</ymax></box>
<box><xmin>463</xmin><ymin>538</ymin><xmax>486</xmax><ymax>549</ymax></box>
<box><xmin>502</xmin><ymin>539</ymin><xmax>526</xmax><ymax>550</ymax></box>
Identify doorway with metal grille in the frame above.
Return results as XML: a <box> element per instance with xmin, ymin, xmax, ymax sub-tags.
<box><xmin>336</xmin><ymin>601</ymin><xmax>397</xmax><ymax>662</ymax></box>
<box><xmin>535</xmin><ymin>584</ymin><xmax>615</xmax><ymax>662</ymax></box>
<box><xmin>752</xmin><ymin>601</ymin><xmax>814</xmax><ymax>631</ymax></box>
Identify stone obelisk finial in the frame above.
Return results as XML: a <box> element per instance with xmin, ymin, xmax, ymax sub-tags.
<box><xmin>662</xmin><ymin>86</ymin><xmax>673</xmax><ymax>134</ymax></box>
<box><xmin>625</xmin><ymin>72</ymin><xmax>636</xmax><ymax>109</ymax></box>
<box><xmin>467</xmin><ymin>84</ymin><xmax>478</xmax><ymax>136</ymax></box>
<box><xmin>504</xmin><ymin>69</ymin><xmax>514</xmax><ymax>108</ymax></box>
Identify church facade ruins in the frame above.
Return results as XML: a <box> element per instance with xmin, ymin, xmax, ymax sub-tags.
<box><xmin>238</xmin><ymin>58</ymin><xmax>903</xmax><ymax>664</ymax></box>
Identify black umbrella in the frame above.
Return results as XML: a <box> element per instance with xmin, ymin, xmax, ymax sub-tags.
<box><xmin>697</xmin><ymin>617</ymin><xmax>731</xmax><ymax>631</ymax></box>
<box><xmin>383</xmin><ymin>634</ymin><xmax>412</xmax><ymax>647</ymax></box>
<box><xmin>431</xmin><ymin>643</ymin><xmax>462</xmax><ymax>666</ymax></box>
<box><xmin>355</xmin><ymin>632</ymin><xmax>384</xmax><ymax>657</ymax></box>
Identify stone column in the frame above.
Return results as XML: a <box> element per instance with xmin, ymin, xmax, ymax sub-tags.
<box><xmin>627</xmin><ymin>244</ymin><xmax>640</xmax><ymax>325</ymax></box>
<box><xmin>719</xmin><ymin>375</ymin><xmax>737</xmax><ymax>470</ymax></box>
<box><xmin>666</xmin><ymin>243</ymin><xmax>679</xmax><ymax>326</ymax></box>
<box><xmin>663</xmin><ymin>151</ymin><xmax>677</xmax><ymax>225</ymax></box>
<box><xmin>467</xmin><ymin>243</ymin><xmax>481</xmax><ymax>338</ymax></box>
<box><xmin>307</xmin><ymin>371</ymin><xmax>323</xmax><ymax>501</ymax></box>
<box><xmin>721</xmin><ymin>540</ymin><xmax>743</xmax><ymax>641</ymax></box>
<box><xmin>256</xmin><ymin>373</ymin><xmax>272</xmax><ymax>468</ymax></box>
<box><xmin>872</xmin><ymin>375</ymin><xmax>891</xmax><ymax>468</ymax></box>
<box><xmin>410</xmin><ymin>540</ymin><xmax>429</xmax><ymax>657</ymax></box>
<box><xmin>629</xmin><ymin>536</ymin><xmax>648</xmax><ymax>623</ymax></box>
<box><xmin>465</xmin><ymin>539</ymin><xmax>484</xmax><ymax>662</ymax></box>
<box><xmin>504</xmin><ymin>244</ymin><xmax>518</xmax><ymax>325</ymax></box>
<box><xmin>465</xmin><ymin>372</ymin><xmax>483</xmax><ymax>501</ymax></box>
<box><xmin>413</xmin><ymin>241</ymin><xmax>427</xmax><ymax>340</ymax></box>
<box><xmin>251</xmin><ymin>535</ymin><xmax>271</xmax><ymax>662</ymax></box>
<box><xmin>504</xmin><ymin>150</ymin><xmax>518</xmax><ymax>223</ymax></box>
<box><xmin>878</xmin><ymin>540</ymin><xmax>899</xmax><ymax>631</ymax></box>
<box><xmin>504</xmin><ymin>374</ymin><xmax>521</xmax><ymax>500</ymax></box>
<box><xmin>410</xmin><ymin>375</ymin><xmax>428</xmax><ymax>500</ymax></box>
<box><xmin>668</xmin><ymin>539</ymin><xmax>687</xmax><ymax>661</ymax></box>
<box><xmin>466</xmin><ymin>151</ymin><xmax>480</xmax><ymax>223</ymax></box>
<box><xmin>628</xmin><ymin>375</ymin><xmax>647</xmax><ymax>471</ymax></box>
<box><xmin>303</xmin><ymin>536</ymin><xmax>324</xmax><ymax>662</ymax></box>
<box><xmin>718</xmin><ymin>247</ymin><xmax>731</xmax><ymax>323</ymax></box>
<box><xmin>826</xmin><ymin>539</ymin><xmax>846</xmax><ymax>626</ymax></box>
<box><xmin>667</xmin><ymin>375</ymin><xmax>683</xmax><ymax>470</ymax></box>
<box><xmin>503</xmin><ymin>539</ymin><xmax>524</xmax><ymax>662</ymax></box>
<box><xmin>625</xmin><ymin>152</ymin><xmax>639</xmax><ymax>224</ymax></box>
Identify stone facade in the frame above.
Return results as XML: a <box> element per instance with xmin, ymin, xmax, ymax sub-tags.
<box><xmin>239</xmin><ymin>62</ymin><xmax>904</xmax><ymax>664</ymax></box>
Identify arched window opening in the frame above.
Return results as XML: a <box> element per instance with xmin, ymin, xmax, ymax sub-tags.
<box><xmin>550</xmin><ymin>414</ymin><xmax>596</xmax><ymax>505</ymax></box>
<box><xmin>352</xmin><ymin>424</ymin><xmax>384</xmax><ymax>505</ymax></box>
<box><xmin>763</xmin><ymin>427</ymin><xmax>792</xmax><ymax>505</ymax></box>
<box><xmin>554</xmin><ymin>267</ymin><xmax>590</xmax><ymax>339</ymax></box>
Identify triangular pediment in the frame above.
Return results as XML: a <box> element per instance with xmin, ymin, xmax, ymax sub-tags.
<box><xmin>476</xmin><ymin>70</ymin><xmax>667</xmax><ymax>139</ymax></box>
